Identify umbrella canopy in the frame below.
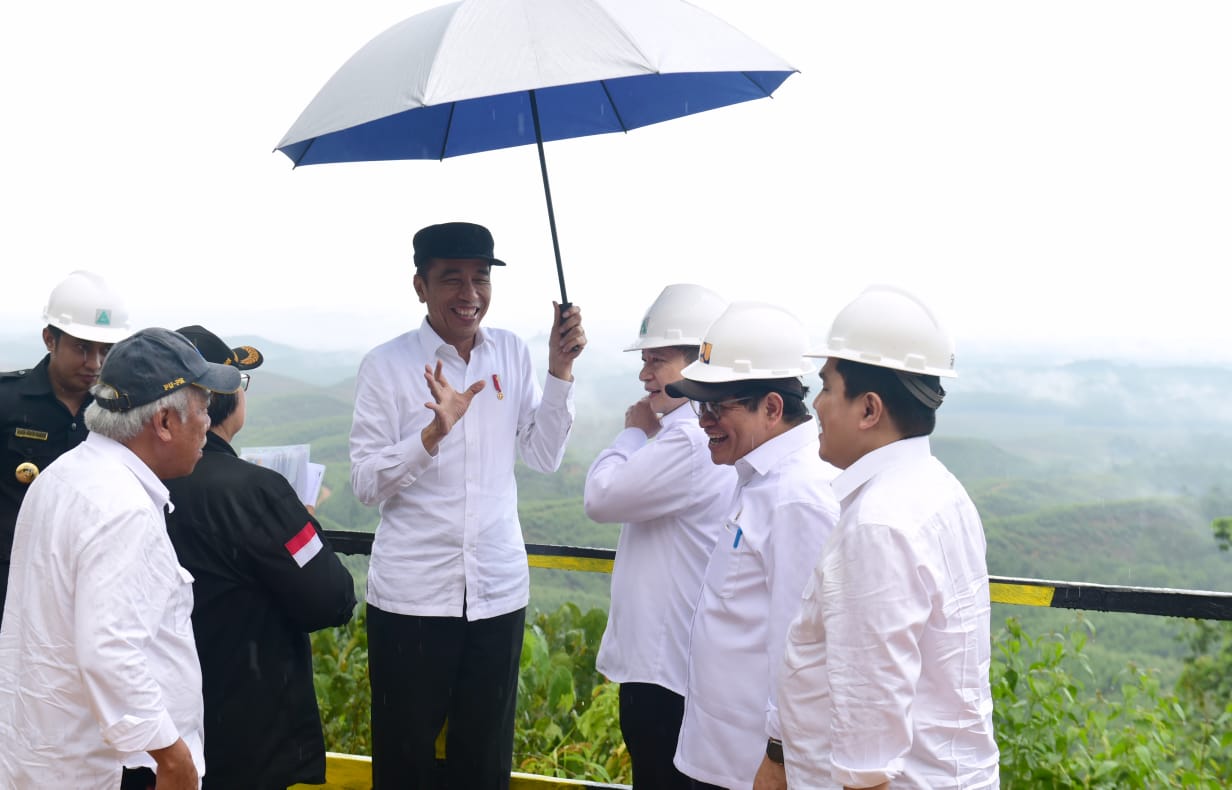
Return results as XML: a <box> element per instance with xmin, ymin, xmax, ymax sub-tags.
<box><xmin>276</xmin><ymin>0</ymin><xmax>796</xmax><ymax>302</ymax></box>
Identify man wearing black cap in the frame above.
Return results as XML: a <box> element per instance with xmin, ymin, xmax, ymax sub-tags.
<box><xmin>662</xmin><ymin>303</ymin><xmax>839</xmax><ymax>790</ymax></box>
<box><xmin>349</xmin><ymin>221</ymin><xmax>586</xmax><ymax>789</ymax></box>
<box><xmin>165</xmin><ymin>325</ymin><xmax>357</xmax><ymax>790</ymax></box>
<box><xmin>0</xmin><ymin>327</ymin><xmax>241</xmax><ymax>790</ymax></box>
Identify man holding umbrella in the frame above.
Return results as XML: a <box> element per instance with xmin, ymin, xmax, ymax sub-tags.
<box><xmin>349</xmin><ymin>221</ymin><xmax>586</xmax><ymax>789</ymax></box>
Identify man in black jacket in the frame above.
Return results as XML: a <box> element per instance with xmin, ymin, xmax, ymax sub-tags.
<box><xmin>1</xmin><ymin>270</ymin><xmax>131</xmax><ymax>626</ymax></box>
<box><xmin>165</xmin><ymin>325</ymin><xmax>356</xmax><ymax>790</ymax></box>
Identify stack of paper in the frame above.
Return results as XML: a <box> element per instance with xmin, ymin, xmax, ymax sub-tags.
<box><xmin>238</xmin><ymin>443</ymin><xmax>325</xmax><ymax>507</ymax></box>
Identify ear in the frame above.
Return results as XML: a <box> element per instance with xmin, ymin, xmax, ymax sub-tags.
<box><xmin>412</xmin><ymin>272</ymin><xmax>428</xmax><ymax>304</ymax></box>
<box><xmin>859</xmin><ymin>392</ymin><xmax>885</xmax><ymax>430</ymax></box>
<box><xmin>762</xmin><ymin>392</ymin><xmax>785</xmax><ymax>424</ymax></box>
<box><xmin>41</xmin><ymin>327</ymin><xmax>55</xmax><ymax>351</ymax></box>
<box><xmin>152</xmin><ymin>407</ymin><xmax>177</xmax><ymax>442</ymax></box>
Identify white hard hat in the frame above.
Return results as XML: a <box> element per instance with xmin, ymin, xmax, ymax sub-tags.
<box><xmin>42</xmin><ymin>270</ymin><xmax>132</xmax><ymax>344</ymax></box>
<box><xmin>667</xmin><ymin>301</ymin><xmax>815</xmax><ymax>401</ymax></box>
<box><xmin>810</xmin><ymin>284</ymin><xmax>956</xmax><ymax>378</ymax></box>
<box><xmin>625</xmin><ymin>283</ymin><xmax>727</xmax><ymax>351</ymax></box>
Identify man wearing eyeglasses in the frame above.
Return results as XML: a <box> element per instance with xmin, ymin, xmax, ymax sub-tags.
<box><xmin>664</xmin><ymin>302</ymin><xmax>840</xmax><ymax>790</ymax></box>
<box><xmin>0</xmin><ymin>270</ymin><xmax>132</xmax><ymax>627</ymax></box>
<box><xmin>163</xmin><ymin>325</ymin><xmax>357</xmax><ymax>790</ymax></box>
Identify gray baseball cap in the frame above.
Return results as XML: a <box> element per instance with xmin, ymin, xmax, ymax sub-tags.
<box><xmin>94</xmin><ymin>327</ymin><xmax>242</xmax><ymax>412</ymax></box>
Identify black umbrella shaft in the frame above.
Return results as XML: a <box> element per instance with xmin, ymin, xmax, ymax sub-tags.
<box><xmin>529</xmin><ymin>90</ymin><xmax>570</xmax><ymax>309</ymax></box>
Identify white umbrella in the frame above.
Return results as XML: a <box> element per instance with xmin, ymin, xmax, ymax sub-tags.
<box><xmin>277</xmin><ymin>0</ymin><xmax>796</xmax><ymax>305</ymax></box>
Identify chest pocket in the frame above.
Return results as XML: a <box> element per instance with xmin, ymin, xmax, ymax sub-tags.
<box><xmin>701</xmin><ymin>519</ymin><xmax>748</xmax><ymax>600</ymax></box>
<box><xmin>172</xmin><ymin>565</ymin><xmax>196</xmax><ymax>637</ymax></box>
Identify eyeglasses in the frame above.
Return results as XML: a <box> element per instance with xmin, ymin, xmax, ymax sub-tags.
<box><xmin>690</xmin><ymin>397</ymin><xmax>753</xmax><ymax>420</ymax></box>
<box><xmin>238</xmin><ymin>373</ymin><xmax>250</xmax><ymax>392</ymax></box>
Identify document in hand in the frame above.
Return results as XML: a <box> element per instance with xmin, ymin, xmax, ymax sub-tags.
<box><xmin>238</xmin><ymin>443</ymin><xmax>325</xmax><ymax>507</ymax></box>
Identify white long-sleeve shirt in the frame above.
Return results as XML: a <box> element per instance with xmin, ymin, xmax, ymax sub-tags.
<box><xmin>674</xmin><ymin>421</ymin><xmax>839</xmax><ymax>788</ymax></box>
<box><xmin>0</xmin><ymin>433</ymin><xmax>204</xmax><ymax>789</ymax></box>
<box><xmin>779</xmin><ymin>436</ymin><xmax>999</xmax><ymax>790</ymax></box>
<box><xmin>584</xmin><ymin>403</ymin><xmax>736</xmax><ymax>695</ymax></box>
<box><xmin>349</xmin><ymin>319</ymin><xmax>574</xmax><ymax>621</ymax></box>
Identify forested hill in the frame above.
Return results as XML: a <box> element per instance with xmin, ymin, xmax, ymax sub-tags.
<box><xmin>198</xmin><ymin>340</ymin><xmax>1232</xmax><ymax>597</ymax></box>
<box><xmin>5</xmin><ymin>334</ymin><xmax>1229</xmax><ymax>600</ymax></box>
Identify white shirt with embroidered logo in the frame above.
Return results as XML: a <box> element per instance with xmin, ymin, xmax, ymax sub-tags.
<box><xmin>0</xmin><ymin>432</ymin><xmax>204</xmax><ymax>789</ymax></box>
<box><xmin>584</xmin><ymin>402</ymin><xmax>737</xmax><ymax>695</ymax></box>
<box><xmin>350</xmin><ymin>318</ymin><xmax>574</xmax><ymax>621</ymax></box>
<box><xmin>779</xmin><ymin>436</ymin><xmax>999</xmax><ymax>790</ymax></box>
<box><xmin>674</xmin><ymin>420</ymin><xmax>839</xmax><ymax>788</ymax></box>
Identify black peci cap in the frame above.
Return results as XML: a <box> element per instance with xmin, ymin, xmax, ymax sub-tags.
<box><xmin>412</xmin><ymin>221</ymin><xmax>507</xmax><ymax>268</ymax></box>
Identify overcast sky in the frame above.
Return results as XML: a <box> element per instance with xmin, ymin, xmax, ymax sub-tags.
<box><xmin>2</xmin><ymin>1</ymin><xmax>1229</xmax><ymax>367</ymax></box>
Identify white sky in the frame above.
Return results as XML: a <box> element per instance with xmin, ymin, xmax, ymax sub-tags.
<box><xmin>2</xmin><ymin>1</ymin><xmax>1230</xmax><ymax>365</ymax></box>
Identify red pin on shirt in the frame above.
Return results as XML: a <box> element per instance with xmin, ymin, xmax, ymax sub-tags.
<box><xmin>492</xmin><ymin>374</ymin><xmax>504</xmax><ymax>400</ymax></box>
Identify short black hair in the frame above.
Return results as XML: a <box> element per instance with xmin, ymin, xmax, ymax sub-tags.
<box><xmin>834</xmin><ymin>359</ymin><xmax>938</xmax><ymax>437</ymax></box>
<box><xmin>741</xmin><ymin>387</ymin><xmax>812</xmax><ymax>428</ymax></box>
<box><xmin>46</xmin><ymin>325</ymin><xmax>64</xmax><ymax>345</ymax></box>
<box><xmin>207</xmin><ymin>390</ymin><xmax>239</xmax><ymax>427</ymax></box>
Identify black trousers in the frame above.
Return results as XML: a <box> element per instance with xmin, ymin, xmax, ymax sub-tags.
<box><xmin>367</xmin><ymin>603</ymin><xmax>526</xmax><ymax>790</ymax></box>
<box><xmin>619</xmin><ymin>682</ymin><xmax>692</xmax><ymax>790</ymax></box>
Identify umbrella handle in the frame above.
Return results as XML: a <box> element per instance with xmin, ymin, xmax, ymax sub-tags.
<box><xmin>529</xmin><ymin>90</ymin><xmax>570</xmax><ymax>307</ymax></box>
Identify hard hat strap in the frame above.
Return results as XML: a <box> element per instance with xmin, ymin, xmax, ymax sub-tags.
<box><xmin>894</xmin><ymin>370</ymin><xmax>945</xmax><ymax>410</ymax></box>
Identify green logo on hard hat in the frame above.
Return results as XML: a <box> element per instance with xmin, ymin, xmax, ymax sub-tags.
<box><xmin>95</xmin><ymin>309</ymin><xmax>111</xmax><ymax>326</ymax></box>
<box><xmin>639</xmin><ymin>317</ymin><xmax>649</xmax><ymax>336</ymax></box>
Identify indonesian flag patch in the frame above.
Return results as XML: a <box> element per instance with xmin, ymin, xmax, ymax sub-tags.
<box><xmin>285</xmin><ymin>522</ymin><xmax>323</xmax><ymax>568</ymax></box>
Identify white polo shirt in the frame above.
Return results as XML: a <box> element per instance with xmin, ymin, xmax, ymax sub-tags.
<box><xmin>0</xmin><ymin>433</ymin><xmax>204</xmax><ymax>788</ymax></box>
<box><xmin>584</xmin><ymin>403</ymin><xmax>736</xmax><ymax>695</ymax></box>
<box><xmin>350</xmin><ymin>319</ymin><xmax>574</xmax><ymax>621</ymax></box>
<box><xmin>779</xmin><ymin>436</ymin><xmax>999</xmax><ymax>789</ymax></box>
<box><xmin>675</xmin><ymin>421</ymin><xmax>839</xmax><ymax>788</ymax></box>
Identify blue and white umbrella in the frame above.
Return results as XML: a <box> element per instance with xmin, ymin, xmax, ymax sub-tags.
<box><xmin>276</xmin><ymin>0</ymin><xmax>796</xmax><ymax>305</ymax></box>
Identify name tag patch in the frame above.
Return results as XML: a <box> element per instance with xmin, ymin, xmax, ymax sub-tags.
<box><xmin>14</xmin><ymin>428</ymin><xmax>49</xmax><ymax>441</ymax></box>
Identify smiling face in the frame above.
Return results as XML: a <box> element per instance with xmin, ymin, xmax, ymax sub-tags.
<box><xmin>697</xmin><ymin>395</ymin><xmax>767</xmax><ymax>466</ymax></box>
<box><xmin>639</xmin><ymin>346</ymin><xmax>691</xmax><ymax>414</ymax></box>
<box><xmin>414</xmin><ymin>258</ymin><xmax>492</xmax><ymax>354</ymax></box>
<box><xmin>814</xmin><ymin>358</ymin><xmax>865</xmax><ymax>469</ymax></box>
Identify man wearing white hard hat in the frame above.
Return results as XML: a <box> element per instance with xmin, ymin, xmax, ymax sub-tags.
<box><xmin>584</xmin><ymin>284</ymin><xmax>737</xmax><ymax>790</ymax></box>
<box><xmin>663</xmin><ymin>301</ymin><xmax>840</xmax><ymax>789</ymax></box>
<box><xmin>771</xmin><ymin>285</ymin><xmax>999</xmax><ymax>790</ymax></box>
<box><xmin>0</xmin><ymin>270</ymin><xmax>132</xmax><ymax>625</ymax></box>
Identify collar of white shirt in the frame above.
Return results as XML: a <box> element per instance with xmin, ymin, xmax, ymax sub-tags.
<box><xmin>415</xmin><ymin>316</ymin><xmax>489</xmax><ymax>358</ymax></box>
<box><xmin>658</xmin><ymin>400</ymin><xmax>696</xmax><ymax>431</ymax></box>
<box><xmin>85</xmin><ymin>431</ymin><xmax>173</xmax><ymax>514</ymax></box>
<box><xmin>831</xmin><ymin>434</ymin><xmax>932</xmax><ymax>503</ymax></box>
<box><xmin>734</xmin><ymin>419</ymin><xmax>819</xmax><ymax>484</ymax></box>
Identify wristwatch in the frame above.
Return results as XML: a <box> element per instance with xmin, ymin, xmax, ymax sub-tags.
<box><xmin>766</xmin><ymin>737</ymin><xmax>784</xmax><ymax>765</ymax></box>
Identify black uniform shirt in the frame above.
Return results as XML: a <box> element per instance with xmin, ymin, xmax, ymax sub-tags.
<box><xmin>165</xmin><ymin>431</ymin><xmax>357</xmax><ymax>790</ymax></box>
<box><xmin>0</xmin><ymin>355</ymin><xmax>91</xmax><ymax>619</ymax></box>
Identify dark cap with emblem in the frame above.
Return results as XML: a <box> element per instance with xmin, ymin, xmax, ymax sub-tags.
<box><xmin>177</xmin><ymin>325</ymin><xmax>264</xmax><ymax>370</ymax></box>
<box><xmin>94</xmin><ymin>328</ymin><xmax>242</xmax><ymax>412</ymax></box>
<box><xmin>413</xmin><ymin>221</ymin><xmax>507</xmax><ymax>268</ymax></box>
<box><xmin>665</xmin><ymin>377</ymin><xmax>806</xmax><ymax>403</ymax></box>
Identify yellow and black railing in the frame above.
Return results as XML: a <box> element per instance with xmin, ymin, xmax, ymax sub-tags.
<box><xmin>299</xmin><ymin>531</ymin><xmax>1232</xmax><ymax>789</ymax></box>
<box><xmin>324</xmin><ymin>531</ymin><xmax>1232</xmax><ymax>621</ymax></box>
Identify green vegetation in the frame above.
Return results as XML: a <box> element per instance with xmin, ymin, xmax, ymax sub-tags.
<box><xmin>310</xmin><ymin>598</ymin><xmax>1232</xmax><ymax>786</ymax></box>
